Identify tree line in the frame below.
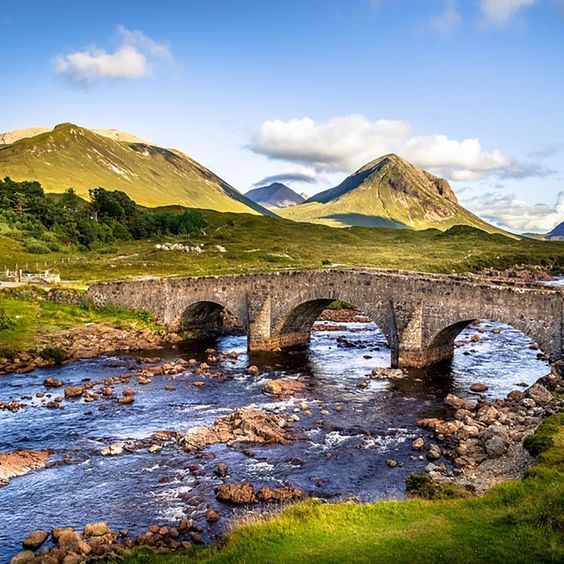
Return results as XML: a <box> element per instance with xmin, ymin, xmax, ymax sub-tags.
<box><xmin>0</xmin><ymin>177</ymin><xmax>208</xmax><ymax>253</ymax></box>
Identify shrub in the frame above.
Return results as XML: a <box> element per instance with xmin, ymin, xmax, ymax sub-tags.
<box><xmin>0</xmin><ymin>309</ymin><xmax>14</xmax><ymax>330</ymax></box>
<box><xmin>0</xmin><ymin>345</ymin><xmax>16</xmax><ymax>361</ymax></box>
<box><xmin>39</xmin><ymin>346</ymin><xmax>69</xmax><ymax>365</ymax></box>
<box><xmin>135</xmin><ymin>309</ymin><xmax>154</xmax><ymax>324</ymax></box>
<box><xmin>24</xmin><ymin>240</ymin><xmax>51</xmax><ymax>254</ymax></box>
<box><xmin>405</xmin><ymin>472</ymin><xmax>472</xmax><ymax>500</ymax></box>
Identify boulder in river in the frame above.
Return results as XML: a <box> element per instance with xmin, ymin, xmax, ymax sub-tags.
<box><xmin>44</xmin><ymin>377</ymin><xmax>64</xmax><ymax>388</ymax></box>
<box><xmin>22</xmin><ymin>530</ymin><xmax>48</xmax><ymax>550</ymax></box>
<box><xmin>263</xmin><ymin>378</ymin><xmax>307</xmax><ymax>397</ymax></box>
<box><xmin>370</xmin><ymin>367</ymin><xmax>405</xmax><ymax>379</ymax></box>
<box><xmin>101</xmin><ymin>444</ymin><xmax>124</xmax><ymax>456</ymax></box>
<box><xmin>181</xmin><ymin>408</ymin><xmax>293</xmax><ymax>451</ymax></box>
<box><xmin>64</xmin><ymin>386</ymin><xmax>84</xmax><ymax>398</ymax></box>
<box><xmin>216</xmin><ymin>483</ymin><xmax>256</xmax><ymax>504</ymax></box>
<box><xmin>256</xmin><ymin>486</ymin><xmax>303</xmax><ymax>503</ymax></box>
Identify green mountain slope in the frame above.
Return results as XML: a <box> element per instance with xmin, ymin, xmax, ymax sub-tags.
<box><xmin>278</xmin><ymin>154</ymin><xmax>505</xmax><ymax>233</ymax></box>
<box><xmin>0</xmin><ymin>123</ymin><xmax>273</xmax><ymax>215</ymax></box>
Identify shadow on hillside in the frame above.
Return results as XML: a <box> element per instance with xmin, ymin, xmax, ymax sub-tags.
<box><xmin>321</xmin><ymin>213</ymin><xmax>407</xmax><ymax>228</ymax></box>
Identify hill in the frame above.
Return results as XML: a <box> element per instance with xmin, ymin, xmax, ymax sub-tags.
<box><xmin>0</xmin><ymin>123</ymin><xmax>273</xmax><ymax>215</ymax></box>
<box><xmin>278</xmin><ymin>154</ymin><xmax>505</xmax><ymax>233</ymax></box>
<box><xmin>547</xmin><ymin>221</ymin><xmax>564</xmax><ymax>241</ymax></box>
<box><xmin>245</xmin><ymin>182</ymin><xmax>306</xmax><ymax>208</ymax></box>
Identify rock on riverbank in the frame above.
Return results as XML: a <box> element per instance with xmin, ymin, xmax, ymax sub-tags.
<box><xmin>416</xmin><ymin>362</ymin><xmax>563</xmax><ymax>493</ymax></box>
<box><xmin>0</xmin><ymin>450</ymin><xmax>51</xmax><ymax>487</ymax></box>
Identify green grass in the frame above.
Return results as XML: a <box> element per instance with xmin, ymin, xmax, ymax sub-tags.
<box><xmin>0</xmin><ymin>289</ymin><xmax>160</xmax><ymax>352</ymax></box>
<box><xmin>121</xmin><ymin>413</ymin><xmax>564</xmax><ymax>564</ymax></box>
<box><xmin>1</xmin><ymin>211</ymin><xmax>563</xmax><ymax>285</ymax></box>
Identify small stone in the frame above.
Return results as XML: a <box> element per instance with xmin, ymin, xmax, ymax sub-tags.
<box><xmin>248</xmin><ymin>365</ymin><xmax>260</xmax><ymax>376</ymax></box>
<box><xmin>470</xmin><ymin>383</ymin><xmax>488</xmax><ymax>393</ymax></box>
<box><xmin>425</xmin><ymin>463</ymin><xmax>441</xmax><ymax>473</ymax></box>
<box><xmin>44</xmin><ymin>377</ymin><xmax>64</xmax><ymax>388</ymax></box>
<box><xmin>411</xmin><ymin>437</ymin><xmax>425</xmax><ymax>451</ymax></box>
<box><xmin>386</xmin><ymin>459</ymin><xmax>398</xmax><ymax>467</ymax></box>
<box><xmin>101</xmin><ymin>444</ymin><xmax>124</xmax><ymax>456</ymax></box>
<box><xmin>427</xmin><ymin>443</ymin><xmax>442</xmax><ymax>461</ymax></box>
<box><xmin>206</xmin><ymin>509</ymin><xmax>219</xmax><ymax>522</ymax></box>
<box><xmin>214</xmin><ymin>463</ymin><xmax>229</xmax><ymax>477</ymax></box>
<box><xmin>64</xmin><ymin>386</ymin><xmax>84</xmax><ymax>398</ymax></box>
<box><xmin>118</xmin><ymin>396</ymin><xmax>134</xmax><ymax>405</ymax></box>
<box><xmin>148</xmin><ymin>445</ymin><xmax>162</xmax><ymax>454</ymax></box>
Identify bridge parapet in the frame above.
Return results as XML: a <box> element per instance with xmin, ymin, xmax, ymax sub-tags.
<box><xmin>88</xmin><ymin>269</ymin><xmax>563</xmax><ymax>368</ymax></box>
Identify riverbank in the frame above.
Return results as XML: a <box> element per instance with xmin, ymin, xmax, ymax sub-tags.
<box><xmin>0</xmin><ymin>286</ymin><xmax>177</xmax><ymax>375</ymax></box>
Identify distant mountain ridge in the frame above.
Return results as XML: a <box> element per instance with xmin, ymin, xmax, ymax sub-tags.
<box><xmin>245</xmin><ymin>182</ymin><xmax>306</xmax><ymax>209</ymax></box>
<box><xmin>0</xmin><ymin>123</ymin><xmax>273</xmax><ymax>215</ymax></box>
<box><xmin>279</xmin><ymin>153</ymin><xmax>506</xmax><ymax>233</ymax></box>
<box><xmin>0</xmin><ymin>126</ymin><xmax>151</xmax><ymax>146</ymax></box>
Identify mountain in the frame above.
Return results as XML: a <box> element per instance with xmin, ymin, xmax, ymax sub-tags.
<box><xmin>245</xmin><ymin>182</ymin><xmax>306</xmax><ymax>209</ymax></box>
<box><xmin>278</xmin><ymin>153</ymin><xmax>504</xmax><ymax>233</ymax></box>
<box><xmin>0</xmin><ymin>123</ymin><xmax>273</xmax><ymax>215</ymax></box>
<box><xmin>547</xmin><ymin>221</ymin><xmax>564</xmax><ymax>241</ymax></box>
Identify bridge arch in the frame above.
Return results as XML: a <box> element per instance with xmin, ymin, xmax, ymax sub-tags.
<box><xmin>423</xmin><ymin>312</ymin><xmax>549</xmax><ymax>366</ymax></box>
<box><xmin>270</xmin><ymin>296</ymin><xmax>397</xmax><ymax>357</ymax></box>
<box><xmin>175</xmin><ymin>298</ymin><xmax>248</xmax><ymax>337</ymax></box>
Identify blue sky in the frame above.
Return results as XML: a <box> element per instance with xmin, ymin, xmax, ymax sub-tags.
<box><xmin>1</xmin><ymin>0</ymin><xmax>563</xmax><ymax>232</ymax></box>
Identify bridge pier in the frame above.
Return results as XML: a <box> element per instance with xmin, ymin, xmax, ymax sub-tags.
<box><xmin>396</xmin><ymin>343</ymin><xmax>454</xmax><ymax>368</ymax></box>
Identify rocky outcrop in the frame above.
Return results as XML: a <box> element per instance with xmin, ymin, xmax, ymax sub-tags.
<box><xmin>181</xmin><ymin>408</ymin><xmax>294</xmax><ymax>452</ymax></box>
<box><xmin>416</xmin><ymin>368</ymin><xmax>563</xmax><ymax>493</ymax></box>
<box><xmin>216</xmin><ymin>483</ymin><xmax>304</xmax><ymax>505</ymax></box>
<box><xmin>0</xmin><ymin>450</ymin><xmax>50</xmax><ymax>486</ymax></box>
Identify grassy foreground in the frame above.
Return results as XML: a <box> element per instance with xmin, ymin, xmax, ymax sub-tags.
<box><xmin>2</xmin><ymin>210</ymin><xmax>564</xmax><ymax>284</ymax></box>
<box><xmin>123</xmin><ymin>413</ymin><xmax>564</xmax><ymax>564</ymax></box>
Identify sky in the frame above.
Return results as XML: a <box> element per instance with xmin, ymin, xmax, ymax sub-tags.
<box><xmin>1</xmin><ymin>0</ymin><xmax>563</xmax><ymax>233</ymax></box>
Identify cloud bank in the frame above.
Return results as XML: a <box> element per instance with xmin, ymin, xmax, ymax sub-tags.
<box><xmin>250</xmin><ymin>114</ymin><xmax>520</xmax><ymax>181</ymax></box>
<box><xmin>463</xmin><ymin>191</ymin><xmax>564</xmax><ymax>232</ymax></box>
<box><xmin>53</xmin><ymin>25</ymin><xmax>171</xmax><ymax>85</ymax></box>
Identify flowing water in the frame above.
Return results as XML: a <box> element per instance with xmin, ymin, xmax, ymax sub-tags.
<box><xmin>0</xmin><ymin>318</ymin><xmax>550</xmax><ymax>560</ymax></box>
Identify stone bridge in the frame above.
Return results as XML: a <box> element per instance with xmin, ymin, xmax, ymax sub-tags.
<box><xmin>88</xmin><ymin>269</ymin><xmax>564</xmax><ymax>368</ymax></box>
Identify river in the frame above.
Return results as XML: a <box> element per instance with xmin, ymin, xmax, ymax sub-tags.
<box><xmin>0</xmin><ymin>317</ymin><xmax>551</xmax><ymax>560</ymax></box>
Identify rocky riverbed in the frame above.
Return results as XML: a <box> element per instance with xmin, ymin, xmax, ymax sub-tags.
<box><xmin>0</xmin><ymin>314</ymin><xmax>556</xmax><ymax>563</ymax></box>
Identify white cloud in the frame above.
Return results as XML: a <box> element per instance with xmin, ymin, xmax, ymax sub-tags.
<box><xmin>250</xmin><ymin>114</ymin><xmax>514</xmax><ymax>181</ymax></box>
<box><xmin>430</xmin><ymin>0</ymin><xmax>461</xmax><ymax>35</ymax></box>
<box><xmin>479</xmin><ymin>0</ymin><xmax>539</xmax><ymax>26</ymax></box>
<box><xmin>463</xmin><ymin>191</ymin><xmax>564</xmax><ymax>232</ymax></box>
<box><xmin>53</xmin><ymin>26</ymin><xmax>171</xmax><ymax>85</ymax></box>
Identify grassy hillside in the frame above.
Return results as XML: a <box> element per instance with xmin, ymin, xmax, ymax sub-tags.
<box><xmin>2</xmin><ymin>210</ymin><xmax>563</xmax><ymax>285</ymax></box>
<box><xmin>0</xmin><ymin>123</ymin><xmax>272</xmax><ymax>215</ymax></box>
<box><xmin>279</xmin><ymin>154</ymin><xmax>507</xmax><ymax>235</ymax></box>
